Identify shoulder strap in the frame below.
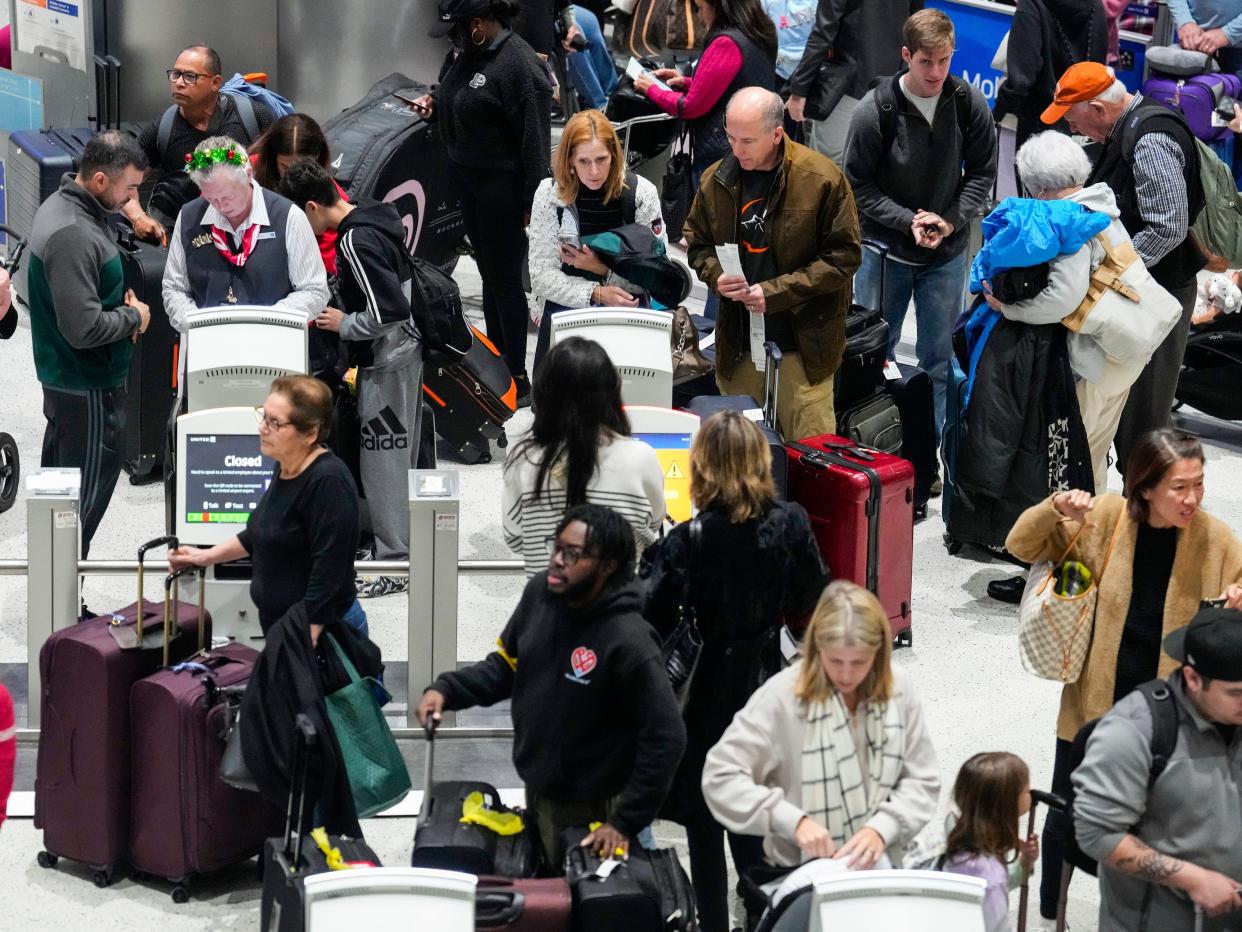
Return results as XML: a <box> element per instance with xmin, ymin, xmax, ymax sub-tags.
<box><xmin>953</xmin><ymin>77</ymin><xmax>971</xmax><ymax>144</ymax></box>
<box><xmin>156</xmin><ymin>104</ymin><xmax>178</xmax><ymax>164</ymax></box>
<box><xmin>623</xmin><ymin>170</ymin><xmax>639</xmax><ymax>225</ymax></box>
<box><xmin>1135</xmin><ymin>679</ymin><xmax>1180</xmax><ymax>788</ymax></box>
<box><xmin>874</xmin><ymin>77</ymin><xmax>899</xmax><ymax>154</ymax></box>
<box><xmin>231</xmin><ymin>92</ymin><xmax>260</xmax><ymax>142</ymax></box>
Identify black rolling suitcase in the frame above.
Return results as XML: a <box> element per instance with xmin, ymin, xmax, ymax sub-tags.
<box><xmin>261</xmin><ymin>714</ymin><xmax>382</xmax><ymax>932</ymax></box>
<box><xmin>114</xmin><ymin>226</ymin><xmax>176</xmax><ymax>482</ymax></box>
<box><xmin>684</xmin><ymin>342</ymin><xmax>787</xmax><ymax>496</ymax></box>
<box><xmin>411</xmin><ymin>720</ymin><xmax>539</xmax><ymax>877</ymax></box>
<box><xmin>562</xmin><ymin>827</ymin><xmax>696</xmax><ymax>932</ymax></box>
<box><xmin>836</xmin><ymin>240</ymin><xmax>891</xmax><ymax>413</ymax></box>
<box><xmin>884</xmin><ymin>360</ymin><xmax>936</xmax><ymax>517</ymax></box>
<box><xmin>324</xmin><ymin>73</ymin><xmax>465</xmax><ymax>270</ymax></box>
<box><xmin>422</xmin><ymin>326</ymin><xmax>518</xmax><ymax>465</ymax></box>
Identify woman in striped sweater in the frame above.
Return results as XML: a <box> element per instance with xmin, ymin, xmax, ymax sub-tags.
<box><xmin>502</xmin><ymin>336</ymin><xmax>665</xmax><ymax>575</ymax></box>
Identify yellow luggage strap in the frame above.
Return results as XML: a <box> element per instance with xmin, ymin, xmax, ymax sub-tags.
<box><xmin>460</xmin><ymin>791</ymin><xmax>525</xmax><ymax>835</ymax></box>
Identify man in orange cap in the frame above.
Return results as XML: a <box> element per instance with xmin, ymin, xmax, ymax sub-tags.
<box><xmin>1042</xmin><ymin>61</ymin><xmax>1204</xmax><ymax>487</ymax></box>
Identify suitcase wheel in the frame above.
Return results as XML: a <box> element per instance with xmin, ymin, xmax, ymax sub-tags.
<box><xmin>171</xmin><ymin>883</ymin><xmax>190</xmax><ymax>903</ymax></box>
<box><xmin>895</xmin><ymin>629</ymin><xmax>912</xmax><ymax>649</ymax></box>
<box><xmin>36</xmin><ymin>850</ymin><xmax>58</xmax><ymax>869</ymax></box>
<box><xmin>0</xmin><ymin>432</ymin><xmax>19</xmax><ymax>514</ymax></box>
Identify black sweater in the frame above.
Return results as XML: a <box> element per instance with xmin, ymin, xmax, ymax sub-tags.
<box><xmin>237</xmin><ymin>451</ymin><xmax>360</xmax><ymax>634</ymax></box>
<box><xmin>432</xmin><ymin>574</ymin><xmax>687</xmax><ymax>837</ymax></box>
<box><xmin>434</xmin><ymin>30</ymin><xmax>552</xmax><ymax>210</ymax></box>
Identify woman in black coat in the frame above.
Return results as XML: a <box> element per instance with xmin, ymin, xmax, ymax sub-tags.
<box><xmin>639</xmin><ymin>410</ymin><xmax>828</xmax><ymax>932</ymax></box>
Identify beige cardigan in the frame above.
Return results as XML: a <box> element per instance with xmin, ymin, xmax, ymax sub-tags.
<box><xmin>700</xmin><ymin>665</ymin><xmax>940</xmax><ymax>867</ymax></box>
<box><xmin>1006</xmin><ymin>493</ymin><xmax>1242</xmax><ymax>741</ymax></box>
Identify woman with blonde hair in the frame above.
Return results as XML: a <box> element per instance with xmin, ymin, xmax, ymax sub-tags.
<box><xmin>701</xmin><ymin>580</ymin><xmax>940</xmax><ymax>882</ymax></box>
<box><xmin>527</xmin><ymin>108</ymin><xmax>666</xmax><ymax>370</ymax></box>
<box><xmin>640</xmin><ymin>410</ymin><xmax>827</xmax><ymax>932</ymax></box>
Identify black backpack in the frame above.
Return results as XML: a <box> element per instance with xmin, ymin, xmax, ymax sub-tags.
<box><xmin>1062</xmin><ymin>678</ymin><xmax>1181</xmax><ymax>877</ymax></box>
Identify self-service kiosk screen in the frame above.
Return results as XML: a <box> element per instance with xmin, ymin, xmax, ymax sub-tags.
<box><xmin>183</xmin><ymin>433</ymin><xmax>275</xmax><ymax>525</ymax></box>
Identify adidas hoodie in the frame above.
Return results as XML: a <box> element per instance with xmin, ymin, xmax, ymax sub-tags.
<box><xmin>334</xmin><ymin>198</ymin><xmax>421</xmax><ymax>371</ymax></box>
<box><xmin>430</xmin><ymin>573</ymin><xmax>687</xmax><ymax>837</ymax></box>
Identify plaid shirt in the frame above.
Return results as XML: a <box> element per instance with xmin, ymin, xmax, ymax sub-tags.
<box><xmin>1109</xmin><ymin>93</ymin><xmax>1191</xmax><ymax>267</ymax></box>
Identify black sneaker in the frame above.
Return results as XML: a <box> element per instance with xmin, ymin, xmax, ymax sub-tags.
<box><xmin>514</xmin><ymin>374</ymin><xmax>532</xmax><ymax>409</ymax></box>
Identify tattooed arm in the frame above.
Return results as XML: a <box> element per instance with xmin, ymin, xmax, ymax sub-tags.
<box><xmin>1105</xmin><ymin>835</ymin><xmax>1242</xmax><ymax>917</ymax></box>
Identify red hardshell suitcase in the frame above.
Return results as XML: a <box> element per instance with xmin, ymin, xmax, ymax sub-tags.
<box><xmin>785</xmin><ymin>436</ymin><xmax>915</xmax><ymax>645</ymax></box>
<box><xmin>33</xmin><ymin>536</ymin><xmax>207</xmax><ymax>886</ymax></box>
<box><xmin>475</xmin><ymin>876</ymin><xmax>572</xmax><ymax>931</ymax></box>
<box><xmin>128</xmin><ymin>580</ymin><xmax>267</xmax><ymax>902</ymax></box>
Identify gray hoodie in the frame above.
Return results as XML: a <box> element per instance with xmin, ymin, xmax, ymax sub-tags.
<box><xmin>1072</xmin><ymin>671</ymin><xmax>1242</xmax><ymax>932</ymax></box>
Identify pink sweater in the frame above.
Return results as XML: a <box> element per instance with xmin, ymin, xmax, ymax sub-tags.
<box><xmin>645</xmin><ymin>34</ymin><xmax>742</xmax><ymax>119</ymax></box>
<box><xmin>0</xmin><ymin>684</ymin><xmax>13</xmax><ymax>828</ymax></box>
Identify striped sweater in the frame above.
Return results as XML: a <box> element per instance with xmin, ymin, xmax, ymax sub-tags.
<box><xmin>502</xmin><ymin>433</ymin><xmax>666</xmax><ymax>576</ymax></box>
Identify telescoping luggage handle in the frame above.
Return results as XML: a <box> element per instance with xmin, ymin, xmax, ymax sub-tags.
<box><xmin>108</xmin><ymin>535</ymin><xmax>199</xmax><ymax>652</ymax></box>
<box><xmin>161</xmin><ymin>565</ymin><xmax>208</xmax><ymax>664</ymax></box>
<box><xmin>761</xmin><ymin>341</ymin><xmax>782</xmax><ymax>430</ymax></box>
<box><xmin>0</xmin><ymin>224</ymin><xmax>29</xmax><ymax>276</ymax></box>
<box><xmin>420</xmin><ymin>715</ymin><xmax>439</xmax><ymax>825</ymax></box>
<box><xmin>282</xmin><ymin>713</ymin><xmax>320</xmax><ymax>872</ymax></box>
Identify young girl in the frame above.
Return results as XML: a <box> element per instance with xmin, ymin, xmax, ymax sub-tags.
<box><xmin>942</xmin><ymin>752</ymin><xmax>1040</xmax><ymax>932</ymax></box>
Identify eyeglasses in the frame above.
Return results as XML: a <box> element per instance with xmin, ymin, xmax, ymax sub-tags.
<box><xmin>545</xmin><ymin>537</ymin><xmax>591</xmax><ymax>567</ymax></box>
<box><xmin>166</xmin><ymin>68</ymin><xmax>214</xmax><ymax>85</ymax></box>
<box><xmin>253</xmin><ymin>407</ymin><xmax>292</xmax><ymax>432</ymax></box>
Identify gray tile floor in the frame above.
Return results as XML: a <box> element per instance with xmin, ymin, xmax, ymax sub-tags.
<box><xmin>2</xmin><ymin>242</ymin><xmax>1240</xmax><ymax>930</ymax></box>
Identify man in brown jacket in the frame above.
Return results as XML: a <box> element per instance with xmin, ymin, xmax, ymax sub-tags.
<box><xmin>685</xmin><ymin>86</ymin><xmax>861</xmax><ymax>440</ymax></box>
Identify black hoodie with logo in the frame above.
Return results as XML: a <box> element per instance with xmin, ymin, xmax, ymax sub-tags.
<box><xmin>430</xmin><ymin>573</ymin><xmax>686</xmax><ymax>837</ymax></box>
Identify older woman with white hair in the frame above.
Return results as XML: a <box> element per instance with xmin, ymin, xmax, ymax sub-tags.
<box><xmin>162</xmin><ymin>134</ymin><xmax>328</xmax><ymax>332</ymax></box>
<box><xmin>983</xmin><ymin>130</ymin><xmax>1181</xmax><ymax>495</ymax></box>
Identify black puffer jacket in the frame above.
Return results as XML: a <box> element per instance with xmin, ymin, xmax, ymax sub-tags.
<box><xmin>992</xmin><ymin>0</ymin><xmax>1108</xmax><ymax>143</ymax></box>
<box><xmin>949</xmin><ymin>318</ymin><xmax>1093</xmax><ymax>550</ymax></box>
<box><xmin>638</xmin><ymin>500</ymin><xmax>829</xmax><ymax>828</ymax></box>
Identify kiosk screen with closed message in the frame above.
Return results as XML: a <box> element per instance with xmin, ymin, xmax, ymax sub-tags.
<box><xmin>183</xmin><ymin>433</ymin><xmax>274</xmax><ymax>525</ymax></box>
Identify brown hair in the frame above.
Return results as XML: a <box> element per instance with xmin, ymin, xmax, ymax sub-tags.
<box><xmin>903</xmin><ymin>8</ymin><xmax>955</xmax><ymax>55</ymax></box>
<box><xmin>1124</xmin><ymin>428</ymin><xmax>1205</xmax><ymax>523</ymax></box>
<box><xmin>945</xmin><ymin>752</ymin><xmax>1030</xmax><ymax>864</ymax></box>
<box><xmin>553</xmin><ymin>110</ymin><xmax>626</xmax><ymax>206</ymax></box>
<box><xmin>250</xmin><ymin>113</ymin><xmax>334</xmax><ymax>191</ymax></box>
<box><xmin>795</xmin><ymin>581</ymin><xmax>893</xmax><ymax>705</ymax></box>
<box><xmin>689</xmin><ymin>411</ymin><xmax>776</xmax><ymax>523</ymax></box>
<box><xmin>270</xmin><ymin>375</ymin><xmax>333</xmax><ymax>444</ymax></box>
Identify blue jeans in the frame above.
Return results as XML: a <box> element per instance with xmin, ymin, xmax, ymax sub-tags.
<box><xmin>342</xmin><ymin>598</ymin><xmax>369</xmax><ymax>639</ymax></box>
<box><xmin>853</xmin><ymin>247</ymin><xmax>969</xmax><ymax>447</ymax></box>
<box><xmin>565</xmin><ymin>6</ymin><xmax>617</xmax><ymax>111</ymax></box>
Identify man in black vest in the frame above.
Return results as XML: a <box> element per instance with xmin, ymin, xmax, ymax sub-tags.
<box><xmin>1042</xmin><ymin>62</ymin><xmax>1205</xmax><ymax>483</ymax></box>
<box><xmin>161</xmin><ymin>135</ymin><xmax>328</xmax><ymax>332</ymax></box>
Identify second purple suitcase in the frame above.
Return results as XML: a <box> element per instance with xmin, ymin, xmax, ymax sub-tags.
<box><xmin>476</xmin><ymin>876</ymin><xmax>572</xmax><ymax>931</ymax></box>
<box><xmin>128</xmin><ymin>574</ymin><xmax>267</xmax><ymax>902</ymax></box>
<box><xmin>1143</xmin><ymin>73</ymin><xmax>1242</xmax><ymax>140</ymax></box>
<box><xmin>34</xmin><ymin>537</ymin><xmax>206</xmax><ymax>887</ymax></box>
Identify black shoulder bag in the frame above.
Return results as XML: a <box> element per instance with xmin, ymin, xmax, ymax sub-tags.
<box><xmin>662</xmin><ymin>517</ymin><xmax>703</xmax><ymax>711</ymax></box>
<box><xmin>660</xmin><ymin>96</ymin><xmax>696</xmax><ymax>243</ymax></box>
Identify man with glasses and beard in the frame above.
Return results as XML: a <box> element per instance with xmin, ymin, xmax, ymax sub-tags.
<box><xmin>27</xmin><ymin>131</ymin><xmax>151</xmax><ymax>559</ymax></box>
<box><xmin>127</xmin><ymin>43</ymin><xmax>275</xmax><ymax>243</ymax></box>
<box><xmin>417</xmin><ymin>504</ymin><xmax>686</xmax><ymax>870</ymax></box>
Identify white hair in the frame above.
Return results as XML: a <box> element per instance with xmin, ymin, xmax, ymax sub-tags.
<box><xmin>187</xmin><ymin>134</ymin><xmax>251</xmax><ymax>186</ymax></box>
<box><xmin>1096</xmin><ymin>78</ymin><xmax>1127</xmax><ymax>104</ymax></box>
<box><xmin>1015</xmin><ymin>130</ymin><xmax>1093</xmax><ymax>196</ymax></box>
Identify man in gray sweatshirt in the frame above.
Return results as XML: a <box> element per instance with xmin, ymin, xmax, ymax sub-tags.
<box><xmin>842</xmin><ymin>9</ymin><xmax>995</xmax><ymax>468</ymax></box>
<box><xmin>1072</xmin><ymin>606</ymin><xmax>1242</xmax><ymax>931</ymax></box>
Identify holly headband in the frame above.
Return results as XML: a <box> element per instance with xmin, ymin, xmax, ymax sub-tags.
<box><xmin>184</xmin><ymin>146</ymin><xmax>246</xmax><ymax>174</ymax></box>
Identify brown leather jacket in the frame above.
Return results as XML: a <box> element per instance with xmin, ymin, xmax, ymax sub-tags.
<box><xmin>685</xmin><ymin>139</ymin><xmax>861</xmax><ymax>384</ymax></box>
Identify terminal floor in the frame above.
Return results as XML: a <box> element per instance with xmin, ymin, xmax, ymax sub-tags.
<box><xmin>2</xmin><ymin>252</ymin><xmax>1241</xmax><ymax>930</ymax></box>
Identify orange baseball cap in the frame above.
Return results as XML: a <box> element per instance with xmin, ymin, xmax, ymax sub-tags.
<box><xmin>1041</xmin><ymin>62</ymin><xmax>1116</xmax><ymax>124</ymax></box>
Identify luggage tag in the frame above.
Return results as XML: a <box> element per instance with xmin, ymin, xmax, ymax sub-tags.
<box><xmin>882</xmin><ymin>360</ymin><xmax>901</xmax><ymax>381</ymax></box>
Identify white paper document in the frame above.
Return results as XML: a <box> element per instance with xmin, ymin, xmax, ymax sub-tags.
<box><xmin>717</xmin><ymin>243</ymin><xmax>767</xmax><ymax>371</ymax></box>
<box><xmin>625</xmin><ymin>57</ymin><xmax>671</xmax><ymax>92</ymax></box>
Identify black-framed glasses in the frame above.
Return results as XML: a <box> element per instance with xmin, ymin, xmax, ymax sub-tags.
<box><xmin>545</xmin><ymin>537</ymin><xmax>590</xmax><ymax>567</ymax></box>
<box><xmin>166</xmin><ymin>68</ymin><xmax>213</xmax><ymax>85</ymax></box>
<box><xmin>253</xmin><ymin>407</ymin><xmax>292</xmax><ymax>432</ymax></box>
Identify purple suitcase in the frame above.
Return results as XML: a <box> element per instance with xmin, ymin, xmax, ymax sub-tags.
<box><xmin>128</xmin><ymin>584</ymin><xmax>267</xmax><ymax>903</ymax></box>
<box><xmin>33</xmin><ymin>536</ymin><xmax>207</xmax><ymax>886</ymax></box>
<box><xmin>1143</xmin><ymin>72</ymin><xmax>1241</xmax><ymax>141</ymax></box>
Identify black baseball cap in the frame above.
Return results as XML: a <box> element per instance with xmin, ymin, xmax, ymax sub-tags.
<box><xmin>429</xmin><ymin>0</ymin><xmax>491</xmax><ymax>37</ymax></box>
<box><xmin>1163</xmin><ymin>606</ymin><xmax>1242</xmax><ymax>681</ymax></box>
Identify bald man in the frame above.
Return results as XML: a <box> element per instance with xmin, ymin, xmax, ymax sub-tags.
<box><xmin>685</xmin><ymin>87</ymin><xmax>861</xmax><ymax>440</ymax></box>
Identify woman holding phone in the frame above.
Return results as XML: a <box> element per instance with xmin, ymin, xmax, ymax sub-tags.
<box><xmin>526</xmin><ymin>109</ymin><xmax>666</xmax><ymax>373</ymax></box>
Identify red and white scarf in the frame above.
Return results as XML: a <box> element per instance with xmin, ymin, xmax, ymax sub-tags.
<box><xmin>210</xmin><ymin>223</ymin><xmax>261</xmax><ymax>268</ymax></box>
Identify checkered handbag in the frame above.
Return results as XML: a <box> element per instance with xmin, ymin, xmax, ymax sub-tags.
<box><xmin>1018</xmin><ymin>518</ymin><xmax>1123</xmax><ymax>683</ymax></box>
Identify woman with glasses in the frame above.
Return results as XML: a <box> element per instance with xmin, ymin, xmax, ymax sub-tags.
<box><xmin>169</xmin><ymin>375</ymin><xmax>364</xmax><ymax>640</ymax></box>
<box><xmin>502</xmin><ymin>336</ymin><xmax>665</xmax><ymax>576</ymax></box>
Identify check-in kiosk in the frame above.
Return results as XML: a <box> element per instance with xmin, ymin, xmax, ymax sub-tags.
<box><xmin>175</xmin><ymin>406</ymin><xmax>275</xmax><ymax>642</ymax></box>
<box><xmin>184</xmin><ymin>305</ymin><xmax>309</xmax><ymax>412</ymax></box>
<box><xmin>624</xmin><ymin>405</ymin><xmax>699</xmax><ymax>523</ymax></box>
<box><xmin>550</xmin><ymin>309</ymin><xmax>674</xmax><ymax>407</ymax></box>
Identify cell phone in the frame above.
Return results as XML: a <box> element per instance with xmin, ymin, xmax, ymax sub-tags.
<box><xmin>557</xmin><ymin>233</ymin><xmax>581</xmax><ymax>248</ymax></box>
<box><xmin>1200</xmin><ymin>598</ymin><xmax>1229</xmax><ymax>609</ymax></box>
<box><xmin>1216</xmin><ymin>95</ymin><xmax>1239</xmax><ymax>122</ymax></box>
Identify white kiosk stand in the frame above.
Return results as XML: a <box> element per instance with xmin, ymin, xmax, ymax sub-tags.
<box><xmin>550</xmin><ymin>308</ymin><xmax>674</xmax><ymax>407</ymax></box>
<box><xmin>184</xmin><ymin>305</ymin><xmax>309</xmax><ymax>412</ymax></box>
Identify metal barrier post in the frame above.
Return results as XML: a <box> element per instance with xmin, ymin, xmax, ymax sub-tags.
<box><xmin>25</xmin><ymin>468</ymin><xmax>82</xmax><ymax>728</ymax></box>
<box><xmin>408</xmin><ymin>470</ymin><xmax>460</xmax><ymax>728</ymax></box>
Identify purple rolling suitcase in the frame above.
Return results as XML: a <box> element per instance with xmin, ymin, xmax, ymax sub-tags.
<box><xmin>34</xmin><ymin>537</ymin><xmax>207</xmax><ymax>887</ymax></box>
<box><xmin>128</xmin><ymin>571</ymin><xmax>267</xmax><ymax>902</ymax></box>
<box><xmin>1143</xmin><ymin>72</ymin><xmax>1242</xmax><ymax>141</ymax></box>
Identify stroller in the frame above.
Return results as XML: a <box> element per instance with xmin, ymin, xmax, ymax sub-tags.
<box><xmin>1175</xmin><ymin>313</ymin><xmax>1242</xmax><ymax>420</ymax></box>
<box><xmin>0</xmin><ymin>225</ymin><xmax>26</xmax><ymax>514</ymax></box>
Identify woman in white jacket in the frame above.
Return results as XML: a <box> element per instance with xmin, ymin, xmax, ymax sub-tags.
<box><xmin>701</xmin><ymin>581</ymin><xmax>940</xmax><ymax>872</ymax></box>
<box><xmin>983</xmin><ymin>131</ymin><xmax>1181</xmax><ymax>494</ymax></box>
<box><xmin>527</xmin><ymin>108</ymin><xmax>666</xmax><ymax>372</ymax></box>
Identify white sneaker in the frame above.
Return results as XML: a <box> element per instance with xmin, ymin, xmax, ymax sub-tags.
<box><xmin>1034</xmin><ymin>918</ymin><xmax>1069</xmax><ymax>932</ymax></box>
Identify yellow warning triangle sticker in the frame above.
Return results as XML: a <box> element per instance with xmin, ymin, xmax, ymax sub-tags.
<box><xmin>665</xmin><ymin>461</ymin><xmax>685</xmax><ymax>479</ymax></box>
